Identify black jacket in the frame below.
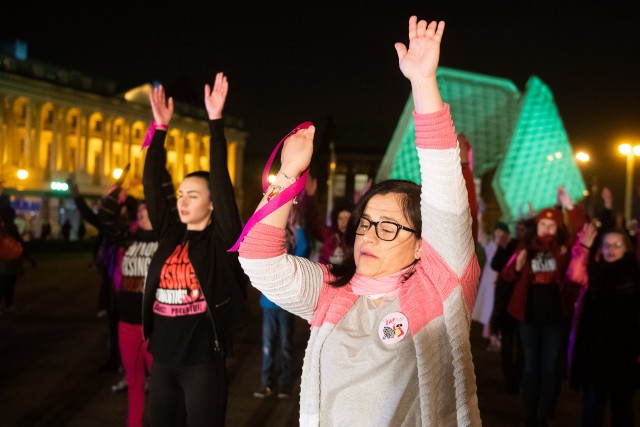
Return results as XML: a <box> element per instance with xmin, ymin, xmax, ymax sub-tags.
<box><xmin>142</xmin><ymin>119</ymin><xmax>248</xmax><ymax>348</ymax></box>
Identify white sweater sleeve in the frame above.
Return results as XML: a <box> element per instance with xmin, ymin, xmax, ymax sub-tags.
<box><xmin>239</xmin><ymin>254</ymin><xmax>325</xmax><ymax>322</ymax></box>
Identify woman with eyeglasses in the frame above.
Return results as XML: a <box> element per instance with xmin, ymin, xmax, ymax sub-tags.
<box><xmin>566</xmin><ymin>223</ymin><xmax>640</xmax><ymax>427</ymax></box>
<box><xmin>237</xmin><ymin>16</ymin><xmax>482</xmax><ymax>426</ymax></box>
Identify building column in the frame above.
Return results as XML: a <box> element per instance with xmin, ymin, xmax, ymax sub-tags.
<box><xmin>78</xmin><ymin>110</ymin><xmax>90</xmax><ymax>173</ymax></box>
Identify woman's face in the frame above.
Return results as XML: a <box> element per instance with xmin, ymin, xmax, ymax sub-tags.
<box><xmin>536</xmin><ymin>218</ymin><xmax>557</xmax><ymax>238</ymax></box>
<box><xmin>336</xmin><ymin>210</ymin><xmax>351</xmax><ymax>234</ymax></box>
<box><xmin>177</xmin><ymin>177</ymin><xmax>213</xmax><ymax>230</ymax></box>
<box><xmin>601</xmin><ymin>232</ymin><xmax>627</xmax><ymax>263</ymax></box>
<box><xmin>353</xmin><ymin>193</ymin><xmax>421</xmax><ymax>278</ymax></box>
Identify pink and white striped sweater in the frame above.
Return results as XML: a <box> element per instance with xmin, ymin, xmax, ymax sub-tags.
<box><xmin>239</xmin><ymin>104</ymin><xmax>482</xmax><ymax>426</ymax></box>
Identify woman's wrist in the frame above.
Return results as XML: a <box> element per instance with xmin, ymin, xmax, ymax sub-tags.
<box><xmin>153</xmin><ymin>121</ymin><xmax>168</xmax><ymax>130</ymax></box>
<box><xmin>278</xmin><ymin>170</ymin><xmax>298</xmax><ymax>184</ymax></box>
<box><xmin>580</xmin><ymin>242</ymin><xmax>591</xmax><ymax>250</ymax></box>
<box><xmin>263</xmin><ymin>171</ymin><xmax>300</xmax><ymax>204</ymax></box>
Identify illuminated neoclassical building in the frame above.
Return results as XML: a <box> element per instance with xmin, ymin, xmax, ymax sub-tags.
<box><xmin>0</xmin><ymin>47</ymin><xmax>247</xmax><ymax>239</ymax></box>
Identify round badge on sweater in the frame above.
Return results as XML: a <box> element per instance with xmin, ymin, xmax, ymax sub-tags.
<box><xmin>378</xmin><ymin>312</ymin><xmax>408</xmax><ymax>344</ymax></box>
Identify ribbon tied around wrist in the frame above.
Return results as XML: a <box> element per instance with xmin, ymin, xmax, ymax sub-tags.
<box><xmin>228</xmin><ymin>121</ymin><xmax>313</xmax><ymax>252</ymax></box>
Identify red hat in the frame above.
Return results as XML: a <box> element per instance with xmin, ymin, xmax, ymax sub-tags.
<box><xmin>535</xmin><ymin>208</ymin><xmax>563</xmax><ymax>226</ymax></box>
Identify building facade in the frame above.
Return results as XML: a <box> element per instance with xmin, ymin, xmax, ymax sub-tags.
<box><xmin>0</xmin><ymin>51</ymin><xmax>247</xmax><ymax>240</ymax></box>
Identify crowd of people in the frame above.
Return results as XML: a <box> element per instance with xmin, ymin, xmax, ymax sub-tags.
<box><xmin>1</xmin><ymin>15</ymin><xmax>638</xmax><ymax>427</ymax></box>
<box><xmin>471</xmin><ymin>183</ymin><xmax>640</xmax><ymax>426</ymax></box>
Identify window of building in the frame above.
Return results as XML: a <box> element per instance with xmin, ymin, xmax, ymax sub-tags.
<box><xmin>353</xmin><ymin>173</ymin><xmax>370</xmax><ymax>201</ymax></box>
<box><xmin>333</xmin><ymin>174</ymin><xmax>346</xmax><ymax>197</ymax></box>
<box><xmin>134</xmin><ymin>157</ymin><xmax>143</xmax><ymax>179</ymax></box>
<box><xmin>95</xmin><ymin>120</ymin><xmax>102</xmax><ymax>132</ymax></box>
<box><xmin>69</xmin><ymin>147</ymin><xmax>76</xmax><ymax>170</ymax></box>
<box><xmin>354</xmin><ymin>174</ymin><xmax>369</xmax><ymax>192</ymax></box>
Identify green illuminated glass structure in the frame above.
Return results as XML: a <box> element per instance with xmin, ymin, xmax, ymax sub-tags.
<box><xmin>377</xmin><ymin>67</ymin><xmax>585</xmax><ymax>223</ymax></box>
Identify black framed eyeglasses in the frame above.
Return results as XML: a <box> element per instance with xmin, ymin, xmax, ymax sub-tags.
<box><xmin>355</xmin><ymin>217</ymin><xmax>418</xmax><ymax>241</ymax></box>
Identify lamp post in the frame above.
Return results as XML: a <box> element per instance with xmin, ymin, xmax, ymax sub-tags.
<box><xmin>618</xmin><ymin>143</ymin><xmax>640</xmax><ymax>226</ymax></box>
<box><xmin>575</xmin><ymin>151</ymin><xmax>596</xmax><ymax>217</ymax></box>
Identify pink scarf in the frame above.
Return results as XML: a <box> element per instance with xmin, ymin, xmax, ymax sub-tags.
<box><xmin>350</xmin><ymin>266</ymin><xmax>414</xmax><ymax>299</ymax></box>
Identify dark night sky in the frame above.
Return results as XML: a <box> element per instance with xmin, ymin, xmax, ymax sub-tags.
<box><xmin>4</xmin><ymin>3</ymin><xmax>640</xmax><ymax>204</ymax></box>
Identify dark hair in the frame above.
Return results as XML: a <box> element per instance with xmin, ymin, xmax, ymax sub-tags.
<box><xmin>124</xmin><ymin>195</ymin><xmax>139</xmax><ymax>222</ymax></box>
<box><xmin>329</xmin><ymin>179</ymin><xmax>422</xmax><ymax>287</ymax></box>
<box><xmin>184</xmin><ymin>171</ymin><xmax>211</xmax><ymax>192</ymax></box>
<box><xmin>330</xmin><ymin>199</ymin><xmax>354</xmax><ymax>234</ymax></box>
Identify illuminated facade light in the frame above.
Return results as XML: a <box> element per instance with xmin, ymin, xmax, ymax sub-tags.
<box><xmin>50</xmin><ymin>181</ymin><xmax>69</xmax><ymax>191</ymax></box>
<box><xmin>619</xmin><ymin>143</ymin><xmax>631</xmax><ymax>155</ymax></box>
<box><xmin>17</xmin><ymin>169</ymin><xmax>29</xmax><ymax>180</ymax></box>
<box><xmin>113</xmin><ymin>168</ymin><xmax>123</xmax><ymax>179</ymax></box>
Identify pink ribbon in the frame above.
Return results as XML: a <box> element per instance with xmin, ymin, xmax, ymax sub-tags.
<box><xmin>228</xmin><ymin>121</ymin><xmax>313</xmax><ymax>252</ymax></box>
<box><xmin>141</xmin><ymin>122</ymin><xmax>168</xmax><ymax>151</ymax></box>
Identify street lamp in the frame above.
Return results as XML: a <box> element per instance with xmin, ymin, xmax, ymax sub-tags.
<box><xmin>618</xmin><ymin>143</ymin><xmax>640</xmax><ymax>226</ymax></box>
<box><xmin>575</xmin><ymin>150</ymin><xmax>597</xmax><ymax>217</ymax></box>
<box><xmin>575</xmin><ymin>151</ymin><xmax>590</xmax><ymax>163</ymax></box>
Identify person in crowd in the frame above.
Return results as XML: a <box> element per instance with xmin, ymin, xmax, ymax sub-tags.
<box><xmin>472</xmin><ymin>221</ymin><xmax>506</xmax><ymax>351</ymax></box>
<box><xmin>142</xmin><ymin>71</ymin><xmax>248</xmax><ymax>426</ymax></box>
<box><xmin>303</xmin><ymin>176</ymin><xmax>352</xmax><ymax>265</ymax></box>
<box><xmin>0</xmin><ymin>180</ymin><xmax>11</xmax><ymax>214</ymax></box>
<box><xmin>0</xmin><ymin>205</ymin><xmax>25</xmax><ymax>314</ymax></box>
<box><xmin>70</xmin><ymin>175</ymin><xmax>137</xmax><ymax>374</ymax></box>
<box><xmin>237</xmin><ymin>17</ymin><xmax>481</xmax><ymax>425</ymax></box>
<box><xmin>502</xmin><ymin>186</ymin><xmax>584</xmax><ymax>427</ymax></box>
<box><xmin>254</xmin><ymin>200</ymin><xmax>312</xmax><ymax>399</ymax></box>
<box><xmin>566</xmin><ymin>224</ymin><xmax>640</xmax><ymax>426</ymax></box>
<box><xmin>458</xmin><ymin>131</ymin><xmax>478</xmax><ymax>245</ymax></box>
<box><xmin>489</xmin><ymin>218</ymin><xmax>532</xmax><ymax>394</ymax></box>
<box><xmin>61</xmin><ymin>219</ymin><xmax>71</xmax><ymax>241</ymax></box>
<box><xmin>99</xmin><ymin>181</ymin><xmax>157</xmax><ymax>427</ymax></box>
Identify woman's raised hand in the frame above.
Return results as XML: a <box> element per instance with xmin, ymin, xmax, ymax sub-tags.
<box><xmin>581</xmin><ymin>223</ymin><xmax>598</xmax><ymax>249</ymax></box>
<box><xmin>149</xmin><ymin>84</ymin><xmax>174</xmax><ymax>126</ymax></box>
<box><xmin>394</xmin><ymin>16</ymin><xmax>444</xmax><ymax>83</ymax></box>
<box><xmin>280</xmin><ymin>126</ymin><xmax>315</xmax><ymax>179</ymax></box>
<box><xmin>204</xmin><ymin>72</ymin><xmax>228</xmax><ymax>120</ymax></box>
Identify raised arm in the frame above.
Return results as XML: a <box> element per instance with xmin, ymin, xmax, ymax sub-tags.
<box><xmin>398</xmin><ymin>17</ymin><xmax>476</xmax><ymax>278</ymax></box>
<box><xmin>566</xmin><ymin>222</ymin><xmax>597</xmax><ymax>287</ymax></box>
<box><xmin>69</xmin><ymin>178</ymin><xmax>100</xmax><ymax>229</ymax></box>
<box><xmin>143</xmin><ymin>84</ymin><xmax>175</xmax><ymax>234</ymax></box>
<box><xmin>97</xmin><ymin>163</ymin><xmax>131</xmax><ymax>246</ymax></box>
<box><xmin>251</xmin><ymin>125</ymin><xmax>315</xmax><ymax>230</ymax></box>
<box><xmin>204</xmin><ymin>72</ymin><xmax>242</xmax><ymax>247</ymax></box>
<box><xmin>98</xmin><ymin>186</ymin><xmax>129</xmax><ymax>247</ymax></box>
<box><xmin>395</xmin><ymin>16</ymin><xmax>444</xmax><ymax>114</ymax></box>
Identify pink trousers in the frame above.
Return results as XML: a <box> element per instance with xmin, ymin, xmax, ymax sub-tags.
<box><xmin>119</xmin><ymin>321</ymin><xmax>152</xmax><ymax>427</ymax></box>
